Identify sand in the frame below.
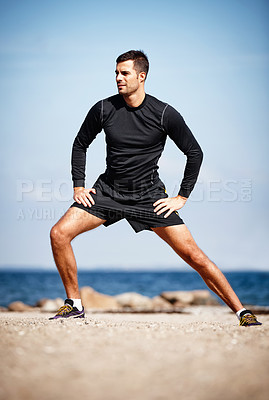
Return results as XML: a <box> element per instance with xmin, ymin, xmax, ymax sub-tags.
<box><xmin>0</xmin><ymin>306</ymin><xmax>268</xmax><ymax>400</ymax></box>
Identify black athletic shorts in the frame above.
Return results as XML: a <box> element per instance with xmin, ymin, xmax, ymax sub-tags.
<box><xmin>70</xmin><ymin>173</ymin><xmax>184</xmax><ymax>233</ymax></box>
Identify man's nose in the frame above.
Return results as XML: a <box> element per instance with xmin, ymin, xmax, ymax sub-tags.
<box><xmin>116</xmin><ymin>73</ymin><xmax>122</xmax><ymax>82</ymax></box>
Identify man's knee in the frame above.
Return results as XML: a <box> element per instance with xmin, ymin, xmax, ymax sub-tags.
<box><xmin>50</xmin><ymin>223</ymin><xmax>69</xmax><ymax>246</ymax></box>
<box><xmin>184</xmin><ymin>245</ymin><xmax>209</xmax><ymax>269</ymax></box>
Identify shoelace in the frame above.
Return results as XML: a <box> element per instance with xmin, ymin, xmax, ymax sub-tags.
<box><xmin>55</xmin><ymin>304</ymin><xmax>73</xmax><ymax>316</ymax></box>
<box><xmin>240</xmin><ymin>314</ymin><xmax>257</xmax><ymax>326</ymax></box>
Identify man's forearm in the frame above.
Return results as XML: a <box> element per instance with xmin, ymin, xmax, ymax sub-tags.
<box><xmin>178</xmin><ymin>146</ymin><xmax>203</xmax><ymax>198</ymax></box>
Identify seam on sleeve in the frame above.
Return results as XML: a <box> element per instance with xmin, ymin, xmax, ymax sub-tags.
<box><xmin>101</xmin><ymin>99</ymin><xmax>104</xmax><ymax>126</ymax></box>
<box><xmin>161</xmin><ymin>104</ymin><xmax>169</xmax><ymax>131</ymax></box>
<box><xmin>76</xmin><ymin>137</ymin><xmax>83</xmax><ymax>147</ymax></box>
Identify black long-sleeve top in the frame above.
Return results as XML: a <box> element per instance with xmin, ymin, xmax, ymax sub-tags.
<box><xmin>71</xmin><ymin>94</ymin><xmax>203</xmax><ymax>198</ymax></box>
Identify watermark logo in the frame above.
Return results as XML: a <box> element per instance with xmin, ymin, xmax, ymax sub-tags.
<box><xmin>16</xmin><ymin>179</ymin><xmax>72</xmax><ymax>202</ymax></box>
<box><xmin>16</xmin><ymin>178</ymin><xmax>253</xmax><ymax>221</ymax></box>
<box><xmin>170</xmin><ymin>179</ymin><xmax>252</xmax><ymax>202</ymax></box>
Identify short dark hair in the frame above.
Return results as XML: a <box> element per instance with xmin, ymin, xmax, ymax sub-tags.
<box><xmin>116</xmin><ymin>50</ymin><xmax>149</xmax><ymax>78</ymax></box>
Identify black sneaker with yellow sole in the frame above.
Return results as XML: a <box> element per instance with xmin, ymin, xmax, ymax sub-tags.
<box><xmin>239</xmin><ymin>310</ymin><xmax>262</xmax><ymax>327</ymax></box>
<box><xmin>49</xmin><ymin>299</ymin><xmax>85</xmax><ymax>320</ymax></box>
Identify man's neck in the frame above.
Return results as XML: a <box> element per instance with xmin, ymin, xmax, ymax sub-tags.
<box><xmin>123</xmin><ymin>90</ymin><xmax>146</xmax><ymax>108</ymax></box>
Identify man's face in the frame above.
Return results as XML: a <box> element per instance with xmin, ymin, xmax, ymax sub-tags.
<box><xmin>115</xmin><ymin>60</ymin><xmax>142</xmax><ymax>96</ymax></box>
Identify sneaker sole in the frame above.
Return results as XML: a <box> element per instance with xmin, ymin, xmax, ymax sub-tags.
<box><xmin>49</xmin><ymin>313</ymin><xmax>85</xmax><ymax>320</ymax></box>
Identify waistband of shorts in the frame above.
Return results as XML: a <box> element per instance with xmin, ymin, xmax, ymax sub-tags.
<box><xmin>99</xmin><ymin>171</ymin><xmax>160</xmax><ymax>194</ymax></box>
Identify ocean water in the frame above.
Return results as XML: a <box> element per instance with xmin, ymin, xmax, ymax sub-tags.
<box><xmin>0</xmin><ymin>269</ymin><xmax>268</xmax><ymax>308</ymax></box>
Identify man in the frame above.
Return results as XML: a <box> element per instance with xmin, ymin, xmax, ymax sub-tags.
<box><xmin>50</xmin><ymin>50</ymin><xmax>261</xmax><ymax>327</ymax></box>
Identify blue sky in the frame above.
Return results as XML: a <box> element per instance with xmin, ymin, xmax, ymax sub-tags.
<box><xmin>1</xmin><ymin>0</ymin><xmax>268</xmax><ymax>270</ymax></box>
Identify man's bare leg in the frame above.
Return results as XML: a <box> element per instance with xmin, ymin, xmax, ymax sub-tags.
<box><xmin>50</xmin><ymin>207</ymin><xmax>106</xmax><ymax>299</ymax></box>
<box><xmin>152</xmin><ymin>224</ymin><xmax>243</xmax><ymax>313</ymax></box>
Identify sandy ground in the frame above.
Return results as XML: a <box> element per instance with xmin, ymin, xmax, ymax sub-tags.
<box><xmin>0</xmin><ymin>306</ymin><xmax>268</xmax><ymax>400</ymax></box>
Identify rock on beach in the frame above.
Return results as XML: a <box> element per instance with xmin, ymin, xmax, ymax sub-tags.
<box><xmin>80</xmin><ymin>286</ymin><xmax>120</xmax><ymax>311</ymax></box>
<box><xmin>39</xmin><ymin>298</ymin><xmax>64</xmax><ymax>312</ymax></box>
<box><xmin>8</xmin><ymin>301</ymin><xmax>35</xmax><ymax>312</ymax></box>
<box><xmin>115</xmin><ymin>292</ymin><xmax>154</xmax><ymax>310</ymax></box>
<box><xmin>161</xmin><ymin>289</ymin><xmax>219</xmax><ymax>307</ymax></box>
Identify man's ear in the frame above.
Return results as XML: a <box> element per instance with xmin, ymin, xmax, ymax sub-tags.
<box><xmin>139</xmin><ymin>72</ymin><xmax>146</xmax><ymax>83</ymax></box>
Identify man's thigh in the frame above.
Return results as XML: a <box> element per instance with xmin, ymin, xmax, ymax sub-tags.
<box><xmin>151</xmin><ymin>224</ymin><xmax>206</xmax><ymax>261</ymax></box>
<box><xmin>53</xmin><ymin>206</ymin><xmax>106</xmax><ymax>240</ymax></box>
